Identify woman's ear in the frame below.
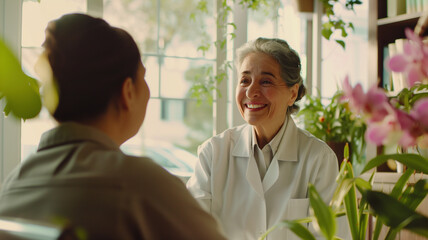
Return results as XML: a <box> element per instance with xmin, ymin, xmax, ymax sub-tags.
<box><xmin>120</xmin><ymin>77</ymin><xmax>135</xmax><ymax>110</ymax></box>
<box><xmin>288</xmin><ymin>84</ymin><xmax>299</xmax><ymax>106</ymax></box>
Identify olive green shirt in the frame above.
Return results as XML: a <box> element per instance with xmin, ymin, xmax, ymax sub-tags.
<box><xmin>0</xmin><ymin>122</ymin><xmax>226</xmax><ymax>240</ymax></box>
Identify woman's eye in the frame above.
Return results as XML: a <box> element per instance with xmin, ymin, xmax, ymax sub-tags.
<box><xmin>261</xmin><ymin>80</ymin><xmax>273</xmax><ymax>85</ymax></box>
<box><xmin>240</xmin><ymin>78</ymin><xmax>250</xmax><ymax>85</ymax></box>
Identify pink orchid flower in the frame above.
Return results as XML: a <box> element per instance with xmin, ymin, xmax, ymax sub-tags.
<box><xmin>341</xmin><ymin>76</ymin><xmax>390</xmax><ymax>122</ymax></box>
<box><xmin>365</xmin><ymin>114</ymin><xmax>401</xmax><ymax>146</ymax></box>
<box><xmin>395</xmin><ymin>108</ymin><xmax>420</xmax><ymax>147</ymax></box>
<box><xmin>387</xmin><ymin>28</ymin><xmax>428</xmax><ymax>87</ymax></box>
<box><xmin>341</xmin><ymin>76</ymin><xmax>428</xmax><ymax>148</ymax></box>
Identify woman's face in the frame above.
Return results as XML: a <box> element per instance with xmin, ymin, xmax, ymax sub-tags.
<box><xmin>236</xmin><ymin>52</ymin><xmax>298</xmax><ymax>133</ymax></box>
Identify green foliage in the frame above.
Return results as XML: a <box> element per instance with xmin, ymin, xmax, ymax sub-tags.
<box><xmin>309</xmin><ymin>183</ymin><xmax>336</xmax><ymax>239</ymax></box>
<box><xmin>262</xmin><ymin>152</ymin><xmax>428</xmax><ymax>240</ymax></box>
<box><xmin>362</xmin><ymin>153</ymin><xmax>428</xmax><ymax>175</ymax></box>
<box><xmin>365</xmin><ymin>190</ymin><xmax>428</xmax><ymax>238</ymax></box>
<box><xmin>319</xmin><ymin>0</ymin><xmax>362</xmax><ymax>49</ymax></box>
<box><xmin>0</xmin><ymin>39</ymin><xmax>41</xmax><ymax>120</ymax></box>
<box><xmin>190</xmin><ymin>0</ymin><xmax>280</xmax><ymax>102</ymax></box>
<box><xmin>297</xmin><ymin>90</ymin><xmax>366</xmax><ymax>167</ymax></box>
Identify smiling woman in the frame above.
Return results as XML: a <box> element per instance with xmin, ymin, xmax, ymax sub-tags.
<box><xmin>187</xmin><ymin>37</ymin><xmax>349</xmax><ymax>240</ymax></box>
<box><xmin>236</xmin><ymin>52</ymin><xmax>299</xmax><ymax>148</ymax></box>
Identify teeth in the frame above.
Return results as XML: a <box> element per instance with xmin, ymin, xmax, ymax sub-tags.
<box><xmin>246</xmin><ymin>104</ymin><xmax>265</xmax><ymax>109</ymax></box>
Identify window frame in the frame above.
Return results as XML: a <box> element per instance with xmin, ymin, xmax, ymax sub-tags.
<box><xmin>0</xmin><ymin>0</ymin><xmax>22</xmax><ymax>185</ymax></box>
<box><xmin>0</xmin><ymin>0</ymin><xmax>316</xmax><ymax>184</ymax></box>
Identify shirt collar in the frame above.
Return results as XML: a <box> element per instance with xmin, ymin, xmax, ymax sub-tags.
<box><xmin>38</xmin><ymin>122</ymin><xmax>120</xmax><ymax>151</ymax></box>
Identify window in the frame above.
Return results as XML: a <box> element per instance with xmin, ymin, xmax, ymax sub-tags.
<box><xmin>2</xmin><ymin>0</ymin><xmax>308</xmax><ymax>181</ymax></box>
<box><xmin>320</xmin><ymin>1</ymin><xmax>369</xmax><ymax>98</ymax></box>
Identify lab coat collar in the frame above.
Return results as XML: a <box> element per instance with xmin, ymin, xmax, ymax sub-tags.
<box><xmin>231</xmin><ymin>124</ymin><xmax>252</xmax><ymax>158</ymax></box>
<box><xmin>232</xmin><ymin>117</ymin><xmax>299</xmax><ymax>197</ymax></box>
<box><xmin>232</xmin><ymin>116</ymin><xmax>299</xmax><ymax>162</ymax></box>
<box><xmin>275</xmin><ymin>116</ymin><xmax>298</xmax><ymax>162</ymax></box>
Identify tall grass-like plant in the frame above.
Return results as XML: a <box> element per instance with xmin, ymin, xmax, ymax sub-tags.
<box><xmin>260</xmin><ymin>145</ymin><xmax>428</xmax><ymax>240</ymax></box>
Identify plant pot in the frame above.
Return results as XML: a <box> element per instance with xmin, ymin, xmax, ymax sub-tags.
<box><xmin>291</xmin><ymin>0</ymin><xmax>314</xmax><ymax>13</ymax></box>
<box><xmin>327</xmin><ymin>141</ymin><xmax>352</xmax><ymax>167</ymax></box>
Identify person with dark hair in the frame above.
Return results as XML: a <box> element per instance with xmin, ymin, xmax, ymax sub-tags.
<box><xmin>0</xmin><ymin>13</ymin><xmax>226</xmax><ymax>240</ymax></box>
<box><xmin>187</xmin><ymin>38</ymin><xmax>342</xmax><ymax>239</ymax></box>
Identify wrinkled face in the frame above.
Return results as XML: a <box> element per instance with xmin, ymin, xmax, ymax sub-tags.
<box><xmin>236</xmin><ymin>52</ymin><xmax>298</xmax><ymax>132</ymax></box>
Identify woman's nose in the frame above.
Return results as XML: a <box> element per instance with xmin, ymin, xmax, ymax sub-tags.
<box><xmin>246</xmin><ymin>83</ymin><xmax>260</xmax><ymax>98</ymax></box>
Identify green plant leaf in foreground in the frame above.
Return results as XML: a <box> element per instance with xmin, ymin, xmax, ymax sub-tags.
<box><xmin>0</xmin><ymin>39</ymin><xmax>41</xmax><ymax>119</ymax></box>
<box><xmin>309</xmin><ymin>183</ymin><xmax>336</xmax><ymax>240</ymax></box>
<box><xmin>342</xmin><ymin>162</ymin><xmax>359</xmax><ymax>240</ymax></box>
<box><xmin>258</xmin><ymin>218</ymin><xmax>315</xmax><ymax>240</ymax></box>
<box><xmin>361</xmin><ymin>153</ymin><xmax>428</xmax><ymax>174</ymax></box>
<box><xmin>366</xmin><ymin>190</ymin><xmax>428</xmax><ymax>238</ymax></box>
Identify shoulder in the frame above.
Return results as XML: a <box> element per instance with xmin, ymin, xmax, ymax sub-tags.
<box><xmin>199</xmin><ymin>124</ymin><xmax>248</xmax><ymax>150</ymax></box>
<box><xmin>295</xmin><ymin>126</ymin><xmax>337</xmax><ymax>162</ymax></box>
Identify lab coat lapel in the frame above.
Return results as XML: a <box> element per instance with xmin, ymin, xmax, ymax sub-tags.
<box><xmin>262</xmin><ymin>156</ymin><xmax>279</xmax><ymax>191</ymax></box>
<box><xmin>232</xmin><ymin>125</ymin><xmax>264</xmax><ymax>198</ymax></box>
<box><xmin>246</xmin><ymin>155</ymin><xmax>264</xmax><ymax>198</ymax></box>
<box><xmin>263</xmin><ymin>117</ymin><xmax>298</xmax><ymax>192</ymax></box>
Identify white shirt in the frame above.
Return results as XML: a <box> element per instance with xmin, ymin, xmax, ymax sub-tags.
<box><xmin>252</xmin><ymin>119</ymin><xmax>286</xmax><ymax>179</ymax></box>
<box><xmin>187</xmin><ymin>116</ymin><xmax>345</xmax><ymax>240</ymax></box>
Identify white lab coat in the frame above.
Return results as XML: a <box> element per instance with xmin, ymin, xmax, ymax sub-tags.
<box><xmin>187</xmin><ymin>117</ymin><xmax>341</xmax><ymax>240</ymax></box>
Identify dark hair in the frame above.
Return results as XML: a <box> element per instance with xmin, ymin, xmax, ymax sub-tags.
<box><xmin>43</xmin><ymin>13</ymin><xmax>141</xmax><ymax>122</ymax></box>
<box><xmin>236</xmin><ymin>37</ymin><xmax>306</xmax><ymax>114</ymax></box>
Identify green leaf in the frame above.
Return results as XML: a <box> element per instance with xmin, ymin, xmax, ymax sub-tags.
<box><xmin>362</xmin><ymin>153</ymin><xmax>428</xmax><ymax>174</ymax></box>
<box><xmin>309</xmin><ymin>183</ymin><xmax>336</xmax><ymax>240</ymax></box>
<box><xmin>401</xmin><ymin>179</ymin><xmax>428</xmax><ymax>211</ymax></box>
<box><xmin>390</xmin><ymin>168</ymin><xmax>413</xmax><ymax>199</ymax></box>
<box><xmin>258</xmin><ymin>218</ymin><xmax>315</xmax><ymax>240</ymax></box>
<box><xmin>277</xmin><ymin>221</ymin><xmax>316</xmax><ymax>240</ymax></box>
<box><xmin>331</xmin><ymin>177</ymin><xmax>354</xmax><ymax>209</ymax></box>
<box><xmin>342</xmin><ymin>163</ymin><xmax>359</xmax><ymax>240</ymax></box>
<box><xmin>366</xmin><ymin>190</ymin><xmax>428</xmax><ymax>238</ymax></box>
<box><xmin>321</xmin><ymin>28</ymin><xmax>333</xmax><ymax>40</ymax></box>
<box><xmin>0</xmin><ymin>39</ymin><xmax>42</xmax><ymax>119</ymax></box>
<box><xmin>335</xmin><ymin>40</ymin><xmax>345</xmax><ymax>49</ymax></box>
<box><xmin>344</xmin><ymin>143</ymin><xmax>349</xmax><ymax>160</ymax></box>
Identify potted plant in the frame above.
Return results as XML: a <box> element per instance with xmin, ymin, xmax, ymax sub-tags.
<box><xmin>296</xmin><ymin>90</ymin><xmax>366</xmax><ymax>169</ymax></box>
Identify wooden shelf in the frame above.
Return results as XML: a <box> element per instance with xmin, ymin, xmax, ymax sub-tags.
<box><xmin>378</xmin><ymin>12</ymin><xmax>423</xmax><ymax>26</ymax></box>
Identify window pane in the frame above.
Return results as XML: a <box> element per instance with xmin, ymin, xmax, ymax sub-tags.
<box><xmin>160</xmin><ymin>58</ymin><xmax>214</xmax><ymax>99</ymax></box>
<box><xmin>22</xmin><ymin>0</ymin><xmax>86</xmax><ymax>47</ymax></box>
<box><xmin>247</xmin><ymin>2</ymin><xmax>278</xmax><ymax>41</ymax></box>
<box><xmin>159</xmin><ymin>0</ymin><xmax>215</xmax><ymax>58</ymax></box>
<box><xmin>103</xmin><ymin>0</ymin><xmax>158</xmax><ymax>54</ymax></box>
<box><xmin>129</xmin><ymin>98</ymin><xmax>213</xmax><ymax>155</ymax></box>
<box><xmin>121</xmin><ymin>98</ymin><xmax>213</xmax><ymax>178</ymax></box>
<box><xmin>143</xmin><ymin>56</ymin><xmax>160</xmax><ymax>98</ymax></box>
<box><xmin>321</xmin><ymin>2</ymin><xmax>369</xmax><ymax>97</ymax></box>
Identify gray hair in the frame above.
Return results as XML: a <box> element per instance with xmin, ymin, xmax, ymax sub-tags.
<box><xmin>236</xmin><ymin>37</ymin><xmax>306</xmax><ymax>114</ymax></box>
